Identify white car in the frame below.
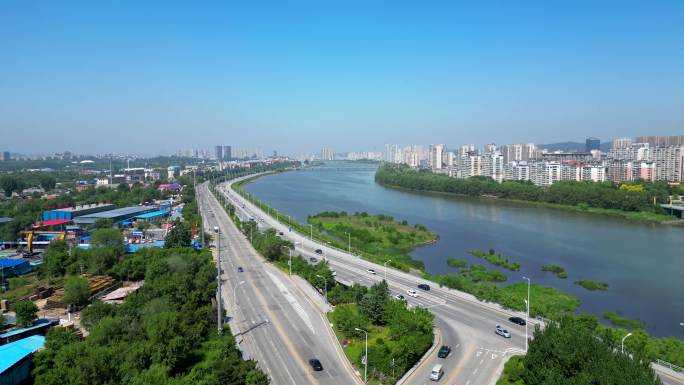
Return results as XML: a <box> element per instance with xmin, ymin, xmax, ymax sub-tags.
<box><xmin>367</xmin><ymin>269</ymin><xmax>376</xmax><ymax>275</ymax></box>
<box><xmin>495</xmin><ymin>324</ymin><xmax>511</xmax><ymax>338</ymax></box>
<box><xmin>406</xmin><ymin>289</ymin><xmax>418</xmax><ymax>298</ymax></box>
<box><xmin>331</xmin><ymin>270</ymin><xmax>337</xmax><ymax>276</ymax></box>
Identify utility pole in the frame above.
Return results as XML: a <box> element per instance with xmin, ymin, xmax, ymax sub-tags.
<box><xmin>217</xmin><ymin>228</ymin><xmax>222</xmax><ymax>333</ymax></box>
<box><xmin>522</xmin><ymin>276</ymin><xmax>531</xmax><ymax>352</ymax></box>
<box><xmin>355</xmin><ymin>328</ymin><xmax>368</xmax><ymax>384</ymax></box>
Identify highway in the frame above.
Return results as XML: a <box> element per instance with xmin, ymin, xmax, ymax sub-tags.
<box><xmin>197</xmin><ymin>182</ymin><xmax>362</xmax><ymax>385</ymax></box>
<box><xmin>217</xmin><ymin>177</ymin><xmax>530</xmax><ymax>385</ymax></box>
<box><xmin>217</xmin><ymin>174</ymin><xmax>684</xmax><ymax>385</ymax></box>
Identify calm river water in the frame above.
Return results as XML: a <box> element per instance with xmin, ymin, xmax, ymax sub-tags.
<box><xmin>244</xmin><ymin>162</ymin><xmax>684</xmax><ymax>338</ymax></box>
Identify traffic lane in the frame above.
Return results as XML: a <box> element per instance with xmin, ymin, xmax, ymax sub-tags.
<box><xmin>203</xmin><ymin>187</ymin><xmax>318</xmax><ymax>385</ymax></box>
<box><xmin>201</xmin><ymin>190</ymin><xmax>307</xmax><ymax>384</ymax></box>
<box><xmin>208</xmin><ymin>187</ymin><xmax>360</xmax><ymax>385</ymax></box>
<box><xmin>405</xmin><ymin>317</ymin><xmax>464</xmax><ymax>385</ymax></box>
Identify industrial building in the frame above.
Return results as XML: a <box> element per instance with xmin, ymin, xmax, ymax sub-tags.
<box><xmin>42</xmin><ymin>203</ymin><xmax>115</xmax><ymax>221</ymax></box>
<box><xmin>0</xmin><ymin>335</ymin><xmax>46</xmax><ymax>385</ymax></box>
<box><xmin>72</xmin><ymin>206</ymin><xmax>157</xmax><ymax>225</ymax></box>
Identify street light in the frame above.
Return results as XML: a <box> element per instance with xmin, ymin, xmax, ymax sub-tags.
<box><xmin>384</xmin><ymin>259</ymin><xmax>392</xmax><ymax>282</ymax></box>
<box><xmin>621</xmin><ymin>332</ymin><xmax>633</xmax><ymax>354</ymax></box>
<box><xmin>309</xmin><ymin>224</ymin><xmax>313</xmax><ymax>241</ymax></box>
<box><xmin>316</xmin><ymin>274</ymin><xmax>328</xmax><ymax>304</ymax></box>
<box><xmin>288</xmin><ymin>248</ymin><xmax>292</xmax><ymax>276</ymax></box>
<box><xmin>522</xmin><ymin>276</ymin><xmax>531</xmax><ymax>352</ymax></box>
<box><xmin>355</xmin><ymin>328</ymin><xmax>368</xmax><ymax>384</ymax></box>
<box><xmin>345</xmin><ymin>232</ymin><xmax>351</xmax><ymax>254</ymax></box>
<box><xmin>217</xmin><ymin>228</ymin><xmax>222</xmax><ymax>334</ymax></box>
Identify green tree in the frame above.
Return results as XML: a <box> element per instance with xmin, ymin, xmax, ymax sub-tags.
<box><xmin>93</xmin><ymin>218</ymin><xmax>114</xmax><ymax>229</ymax></box>
<box><xmin>521</xmin><ymin>317</ymin><xmax>661</xmax><ymax>385</ymax></box>
<box><xmin>61</xmin><ymin>276</ymin><xmax>91</xmax><ymax>307</ymax></box>
<box><xmin>81</xmin><ymin>302</ymin><xmax>116</xmax><ymax>331</ymax></box>
<box><xmin>39</xmin><ymin>175</ymin><xmax>57</xmax><ymax>191</ymax></box>
<box><xmin>359</xmin><ymin>280</ymin><xmax>390</xmax><ymax>325</ymax></box>
<box><xmin>90</xmin><ymin>228</ymin><xmax>124</xmax><ymax>253</ymax></box>
<box><xmin>13</xmin><ymin>300</ymin><xmax>38</xmax><ymax>327</ymax></box>
<box><xmin>41</xmin><ymin>239</ymin><xmax>72</xmax><ymax>277</ymax></box>
<box><xmin>165</xmin><ymin>221</ymin><xmax>192</xmax><ymax>248</ymax></box>
<box><xmin>0</xmin><ymin>175</ymin><xmax>25</xmax><ymax>196</ymax></box>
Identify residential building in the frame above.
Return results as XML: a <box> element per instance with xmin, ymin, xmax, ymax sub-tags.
<box><xmin>612</xmin><ymin>137</ymin><xmax>633</xmax><ymax>150</ymax></box>
<box><xmin>636</xmin><ymin>135</ymin><xmax>684</xmax><ymax>147</ymax></box>
<box><xmin>429</xmin><ymin>144</ymin><xmax>445</xmax><ymax>170</ymax></box>
<box><xmin>214</xmin><ymin>145</ymin><xmax>223</xmax><ymax>160</ymax></box>
<box><xmin>223</xmin><ymin>145</ymin><xmax>232</xmax><ymax>160</ymax></box>
<box><xmin>0</xmin><ymin>151</ymin><xmax>10</xmax><ymax>161</ymax></box>
<box><xmin>320</xmin><ymin>148</ymin><xmax>334</xmax><ymax>161</ymax></box>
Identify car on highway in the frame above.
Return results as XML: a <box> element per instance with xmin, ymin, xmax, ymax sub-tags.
<box><xmin>394</xmin><ymin>294</ymin><xmax>406</xmax><ymax>301</ymax></box>
<box><xmin>314</xmin><ymin>249</ymin><xmax>323</xmax><ymax>255</ymax></box>
<box><xmin>367</xmin><ymin>268</ymin><xmax>376</xmax><ymax>275</ymax></box>
<box><xmin>495</xmin><ymin>324</ymin><xmax>511</xmax><ymax>338</ymax></box>
<box><xmin>418</xmin><ymin>283</ymin><xmax>431</xmax><ymax>291</ymax></box>
<box><xmin>509</xmin><ymin>316</ymin><xmax>526</xmax><ymax>325</ymax></box>
<box><xmin>331</xmin><ymin>270</ymin><xmax>337</xmax><ymax>276</ymax></box>
<box><xmin>309</xmin><ymin>257</ymin><xmax>318</xmax><ymax>263</ymax></box>
<box><xmin>278</xmin><ymin>231</ymin><xmax>284</xmax><ymax>236</ymax></box>
<box><xmin>407</xmin><ymin>289</ymin><xmax>418</xmax><ymax>298</ymax></box>
<box><xmin>213</xmin><ymin>226</ymin><xmax>219</xmax><ymax>234</ymax></box>
<box><xmin>309</xmin><ymin>358</ymin><xmax>323</xmax><ymax>371</ymax></box>
<box><xmin>438</xmin><ymin>345</ymin><xmax>451</xmax><ymax>358</ymax></box>
<box><xmin>429</xmin><ymin>364</ymin><xmax>444</xmax><ymax>381</ymax></box>
<box><xmin>237</xmin><ymin>267</ymin><xmax>244</xmax><ymax>272</ymax></box>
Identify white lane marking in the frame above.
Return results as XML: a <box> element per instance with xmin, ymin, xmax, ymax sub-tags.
<box><xmin>476</xmin><ymin>351</ymin><xmax>483</xmax><ymax>358</ymax></box>
<box><xmin>473</xmin><ymin>368</ymin><xmax>478</xmax><ymax>375</ymax></box>
<box><xmin>265</xmin><ymin>270</ymin><xmax>315</xmax><ymax>334</ymax></box>
<box><xmin>480</xmin><ymin>359</ymin><xmax>484</xmax><ymax>365</ymax></box>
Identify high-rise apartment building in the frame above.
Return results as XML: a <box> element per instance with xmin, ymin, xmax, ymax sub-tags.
<box><xmin>429</xmin><ymin>144</ymin><xmax>445</xmax><ymax>170</ymax></box>
<box><xmin>320</xmin><ymin>148</ymin><xmax>334</xmax><ymax>161</ymax></box>
<box><xmin>636</xmin><ymin>135</ymin><xmax>684</xmax><ymax>147</ymax></box>
<box><xmin>612</xmin><ymin>137</ymin><xmax>633</xmax><ymax>150</ymax></box>
<box><xmin>0</xmin><ymin>151</ymin><xmax>10</xmax><ymax>161</ymax></box>
<box><xmin>500</xmin><ymin>143</ymin><xmax>537</xmax><ymax>163</ymax></box>
<box><xmin>223</xmin><ymin>145</ymin><xmax>232</xmax><ymax>160</ymax></box>
<box><xmin>214</xmin><ymin>145</ymin><xmax>223</xmax><ymax>160</ymax></box>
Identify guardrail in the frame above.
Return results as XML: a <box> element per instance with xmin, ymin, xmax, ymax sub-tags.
<box><xmin>656</xmin><ymin>359</ymin><xmax>684</xmax><ymax>373</ymax></box>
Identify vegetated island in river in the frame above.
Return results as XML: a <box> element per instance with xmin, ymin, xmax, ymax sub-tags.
<box><xmin>575</xmin><ymin>279</ymin><xmax>609</xmax><ymax>291</ymax></box>
<box><xmin>542</xmin><ymin>264</ymin><xmax>568</xmax><ymax>279</ymax></box>
<box><xmin>374</xmin><ymin>163</ymin><xmax>677</xmax><ymax>223</ymax></box>
<box><xmin>307</xmin><ymin>211</ymin><xmax>437</xmax><ymax>271</ymax></box>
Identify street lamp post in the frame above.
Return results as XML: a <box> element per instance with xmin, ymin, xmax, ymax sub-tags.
<box><xmin>316</xmin><ymin>274</ymin><xmax>327</xmax><ymax>304</ymax></box>
<box><xmin>289</xmin><ymin>248</ymin><xmax>292</xmax><ymax>276</ymax></box>
<box><xmin>346</xmin><ymin>232</ymin><xmax>351</xmax><ymax>254</ymax></box>
<box><xmin>355</xmin><ymin>328</ymin><xmax>368</xmax><ymax>384</ymax></box>
<box><xmin>621</xmin><ymin>332</ymin><xmax>633</xmax><ymax>354</ymax></box>
<box><xmin>522</xmin><ymin>276</ymin><xmax>531</xmax><ymax>352</ymax></box>
<box><xmin>309</xmin><ymin>224</ymin><xmax>313</xmax><ymax>241</ymax></box>
<box><xmin>217</xmin><ymin>228</ymin><xmax>222</xmax><ymax>334</ymax></box>
<box><xmin>384</xmin><ymin>259</ymin><xmax>392</xmax><ymax>282</ymax></box>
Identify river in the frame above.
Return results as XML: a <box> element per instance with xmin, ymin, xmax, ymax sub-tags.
<box><xmin>244</xmin><ymin>162</ymin><xmax>684</xmax><ymax>338</ymax></box>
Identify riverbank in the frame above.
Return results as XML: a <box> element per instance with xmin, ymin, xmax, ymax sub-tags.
<box><xmin>375</xmin><ymin>163</ymin><xmax>677</xmax><ymax>224</ymax></box>
<box><xmin>379</xmin><ymin>182</ymin><xmax>673</xmax><ymax>224</ymax></box>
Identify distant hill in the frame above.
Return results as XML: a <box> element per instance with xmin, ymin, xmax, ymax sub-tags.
<box><xmin>538</xmin><ymin>141</ymin><xmax>612</xmax><ymax>152</ymax></box>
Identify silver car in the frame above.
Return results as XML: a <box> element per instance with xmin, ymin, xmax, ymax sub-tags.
<box><xmin>495</xmin><ymin>324</ymin><xmax>511</xmax><ymax>338</ymax></box>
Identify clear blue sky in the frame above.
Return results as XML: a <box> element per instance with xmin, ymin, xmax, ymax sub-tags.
<box><xmin>1</xmin><ymin>1</ymin><xmax>683</xmax><ymax>155</ymax></box>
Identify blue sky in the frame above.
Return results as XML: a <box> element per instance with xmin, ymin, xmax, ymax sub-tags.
<box><xmin>1</xmin><ymin>1</ymin><xmax>683</xmax><ymax>155</ymax></box>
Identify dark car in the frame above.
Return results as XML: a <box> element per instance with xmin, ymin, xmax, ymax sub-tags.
<box><xmin>314</xmin><ymin>249</ymin><xmax>323</xmax><ymax>255</ymax></box>
<box><xmin>438</xmin><ymin>345</ymin><xmax>451</xmax><ymax>358</ymax></box>
<box><xmin>418</xmin><ymin>283</ymin><xmax>431</xmax><ymax>291</ymax></box>
<box><xmin>309</xmin><ymin>358</ymin><xmax>323</xmax><ymax>371</ymax></box>
<box><xmin>237</xmin><ymin>267</ymin><xmax>244</xmax><ymax>273</ymax></box>
<box><xmin>278</xmin><ymin>231</ymin><xmax>284</xmax><ymax>236</ymax></box>
<box><xmin>309</xmin><ymin>257</ymin><xmax>318</xmax><ymax>263</ymax></box>
<box><xmin>509</xmin><ymin>316</ymin><xmax>526</xmax><ymax>325</ymax></box>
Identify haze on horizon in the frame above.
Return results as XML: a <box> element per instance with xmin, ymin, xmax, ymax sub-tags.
<box><xmin>1</xmin><ymin>1</ymin><xmax>683</xmax><ymax>156</ymax></box>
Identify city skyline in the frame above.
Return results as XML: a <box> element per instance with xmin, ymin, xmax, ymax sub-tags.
<box><xmin>2</xmin><ymin>2</ymin><xmax>684</xmax><ymax>154</ymax></box>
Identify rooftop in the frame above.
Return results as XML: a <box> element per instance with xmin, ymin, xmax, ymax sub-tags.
<box><xmin>0</xmin><ymin>217</ymin><xmax>12</xmax><ymax>225</ymax></box>
<box><xmin>51</xmin><ymin>203</ymin><xmax>115</xmax><ymax>213</ymax></box>
<box><xmin>75</xmin><ymin>206</ymin><xmax>156</xmax><ymax>222</ymax></box>
<box><xmin>0</xmin><ymin>335</ymin><xmax>46</xmax><ymax>373</ymax></box>
<box><xmin>0</xmin><ymin>319</ymin><xmax>57</xmax><ymax>339</ymax></box>
<box><xmin>0</xmin><ymin>258</ymin><xmax>28</xmax><ymax>269</ymax></box>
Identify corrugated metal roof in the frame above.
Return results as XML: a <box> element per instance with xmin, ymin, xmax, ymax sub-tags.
<box><xmin>134</xmin><ymin>209</ymin><xmax>169</xmax><ymax>219</ymax></box>
<box><xmin>0</xmin><ymin>259</ymin><xmax>28</xmax><ymax>269</ymax></box>
<box><xmin>0</xmin><ymin>335</ymin><xmax>45</xmax><ymax>373</ymax></box>
<box><xmin>34</xmin><ymin>219</ymin><xmax>72</xmax><ymax>227</ymax></box>
<box><xmin>0</xmin><ymin>319</ymin><xmax>57</xmax><ymax>339</ymax></box>
<box><xmin>0</xmin><ymin>217</ymin><xmax>12</xmax><ymax>225</ymax></box>
<box><xmin>73</xmin><ymin>206</ymin><xmax>156</xmax><ymax>224</ymax></box>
